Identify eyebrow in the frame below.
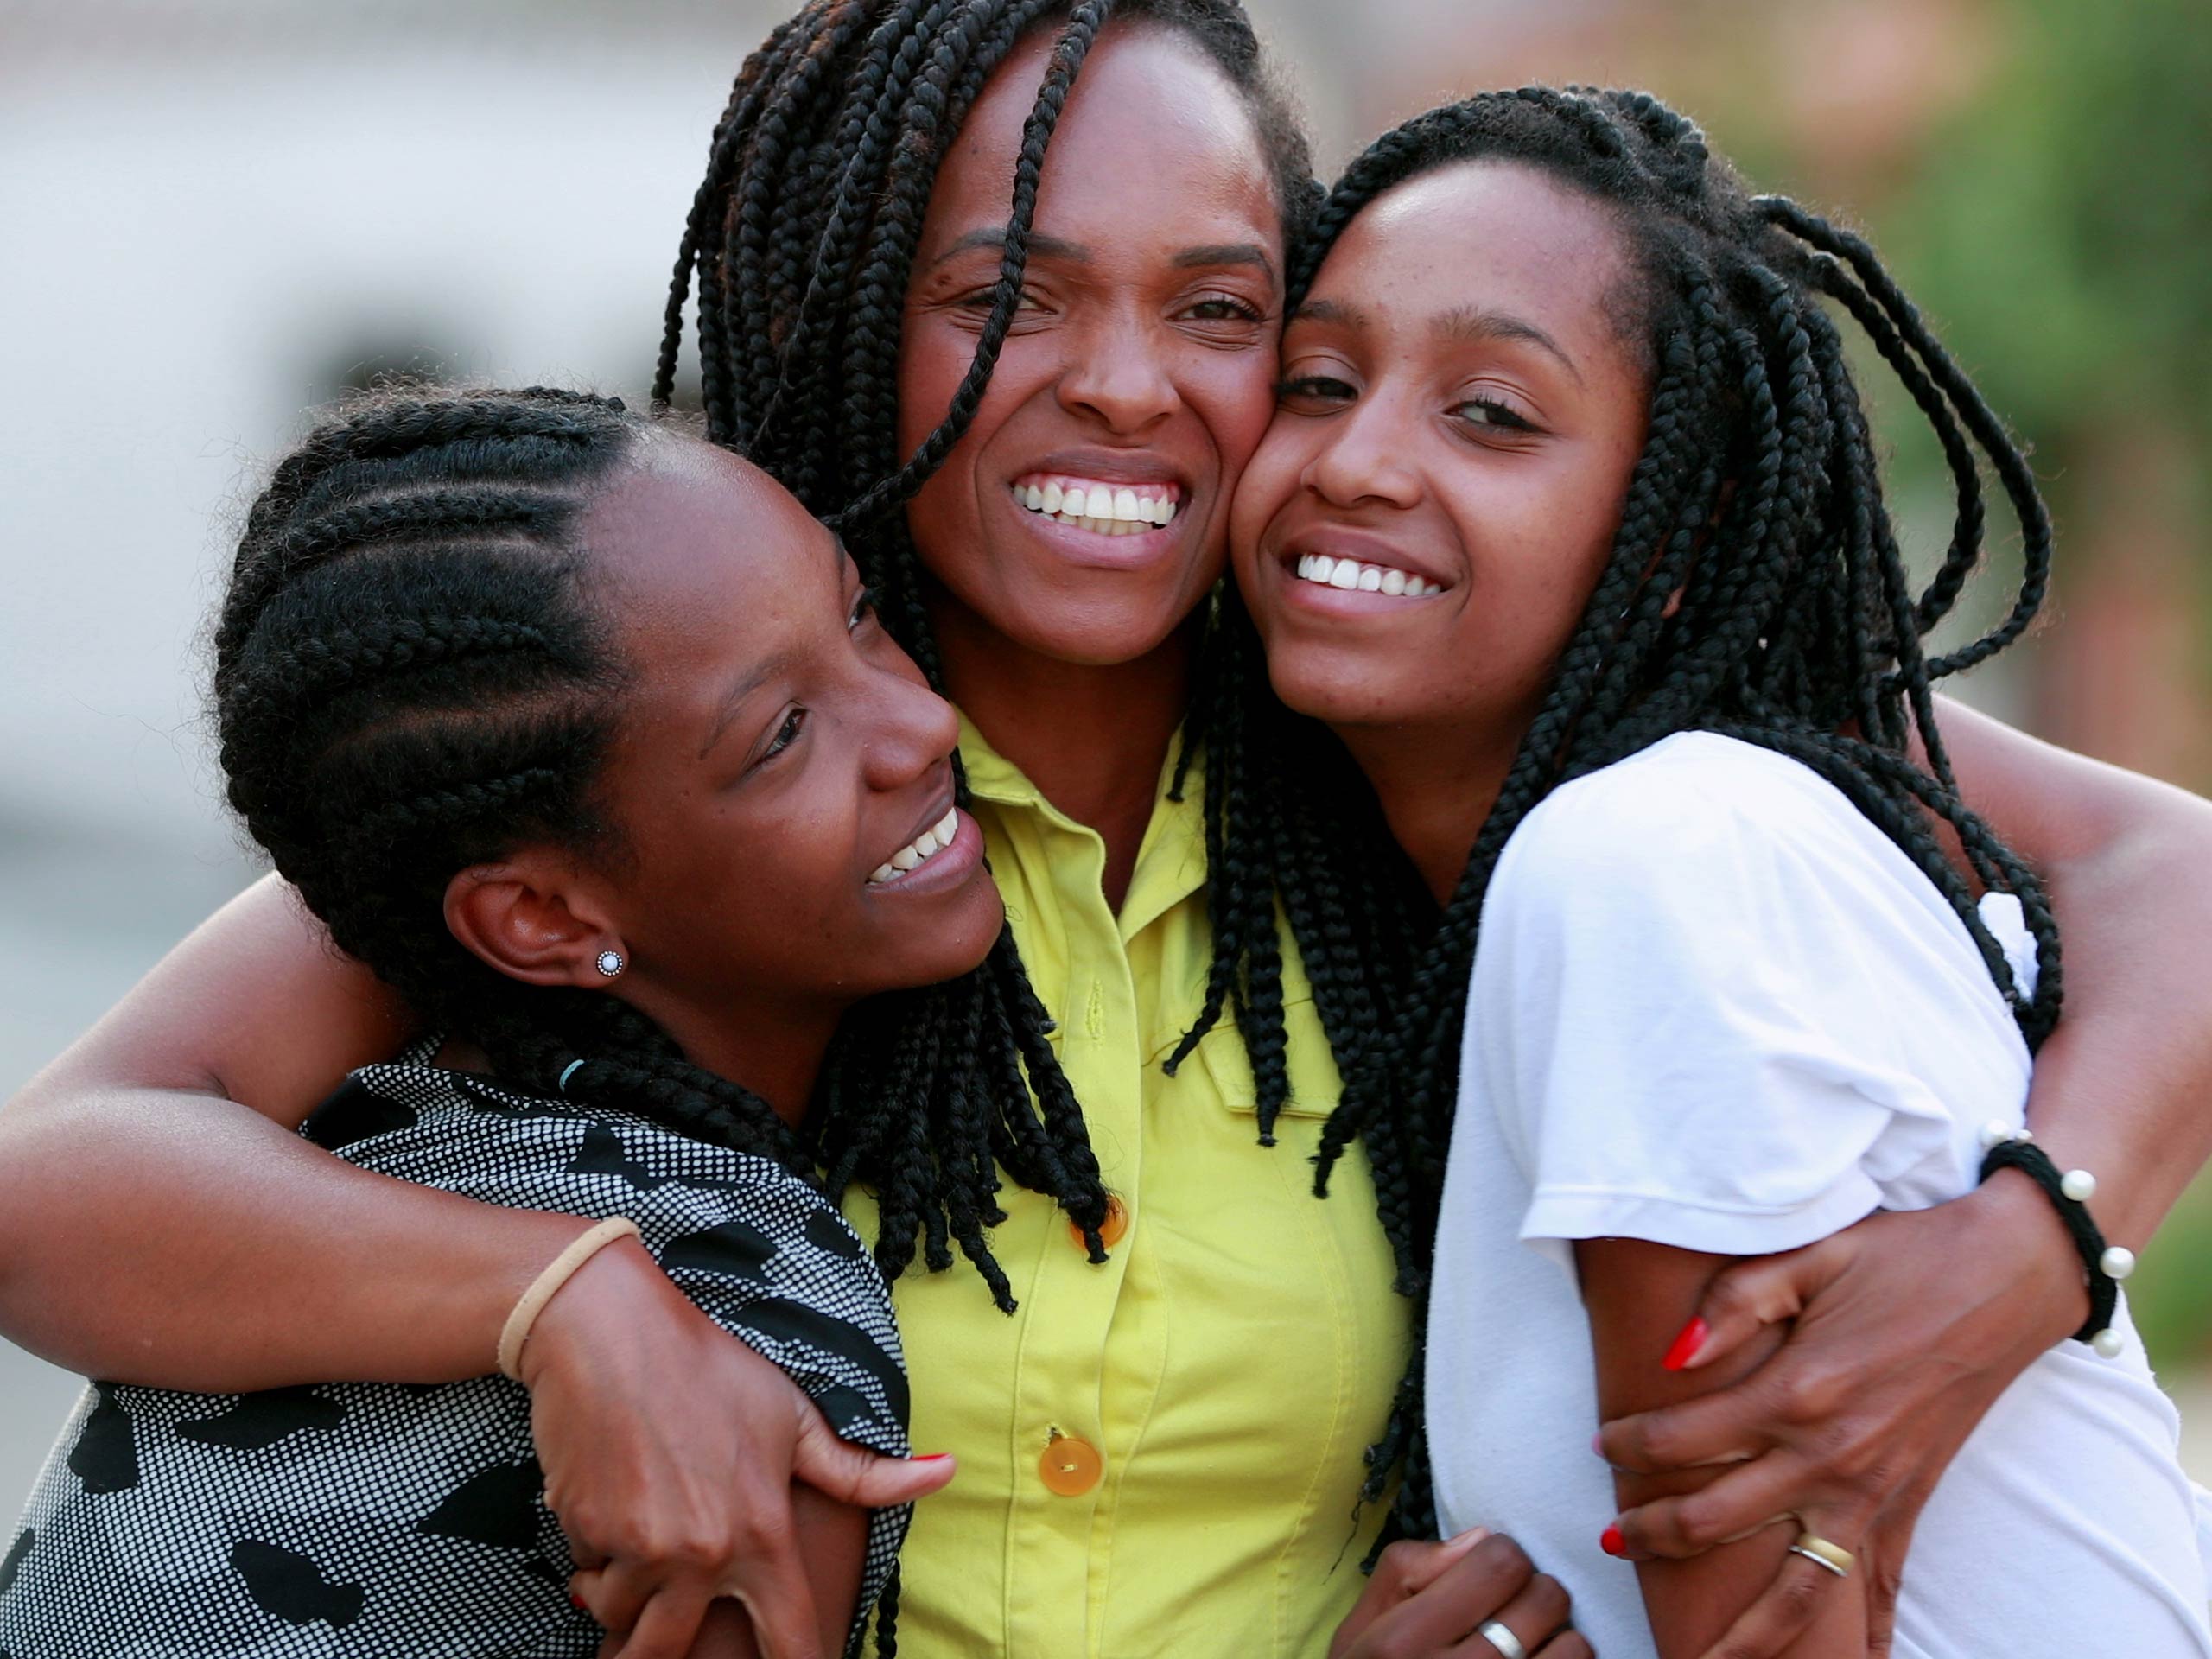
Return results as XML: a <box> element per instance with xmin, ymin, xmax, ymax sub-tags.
<box><xmin>928</xmin><ymin>230</ymin><xmax>1274</xmax><ymax>284</ymax></box>
<box><xmin>930</xmin><ymin>226</ymin><xmax>1092</xmax><ymax>268</ymax></box>
<box><xmin>1293</xmin><ymin>298</ymin><xmax>1584</xmax><ymax>385</ymax></box>
<box><xmin>697</xmin><ymin>532</ymin><xmax>847</xmax><ymax>761</ymax></box>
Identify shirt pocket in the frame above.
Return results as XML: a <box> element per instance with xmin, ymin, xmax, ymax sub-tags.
<box><xmin>1176</xmin><ymin>995</ymin><xmax>1346</xmax><ymax>1122</ymax></box>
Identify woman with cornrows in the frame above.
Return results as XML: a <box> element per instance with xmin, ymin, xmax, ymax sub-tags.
<box><xmin>6</xmin><ymin>4</ymin><xmax>2212</xmax><ymax>1656</ymax></box>
<box><xmin>1232</xmin><ymin>87</ymin><xmax>2212</xmax><ymax>1654</ymax></box>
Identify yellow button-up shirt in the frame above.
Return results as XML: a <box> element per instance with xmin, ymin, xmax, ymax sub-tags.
<box><xmin>848</xmin><ymin>721</ymin><xmax>1409</xmax><ymax>1657</ymax></box>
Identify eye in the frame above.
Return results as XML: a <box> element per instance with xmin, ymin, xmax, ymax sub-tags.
<box><xmin>1277</xmin><ymin>373</ymin><xmax>1356</xmax><ymax>409</ymax></box>
<box><xmin>955</xmin><ymin>283</ymin><xmax>1046</xmax><ymax>315</ymax></box>
<box><xmin>848</xmin><ymin>586</ymin><xmax>880</xmax><ymax>633</ymax></box>
<box><xmin>759</xmin><ymin>708</ymin><xmax>807</xmax><ymax>766</ymax></box>
<box><xmin>1179</xmin><ymin>291</ymin><xmax>1264</xmax><ymax>324</ymax></box>
<box><xmin>1453</xmin><ymin>397</ymin><xmax>1537</xmax><ymax>433</ymax></box>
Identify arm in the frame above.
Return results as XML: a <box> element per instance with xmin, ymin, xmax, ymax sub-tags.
<box><xmin>1602</xmin><ymin>704</ymin><xmax>2212</xmax><ymax>1651</ymax></box>
<box><xmin>1579</xmin><ymin>1236</ymin><xmax>1864</xmax><ymax>1659</ymax></box>
<box><xmin>0</xmin><ymin>872</ymin><xmax>948</xmax><ymax>1659</ymax></box>
<box><xmin>0</xmin><ymin>873</ymin><xmax>586</xmax><ymax>1387</ymax></box>
<box><xmin>1938</xmin><ymin>695</ymin><xmax>2212</xmax><ymax>1247</ymax></box>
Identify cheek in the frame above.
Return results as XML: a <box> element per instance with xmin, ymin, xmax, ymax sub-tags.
<box><xmin>1228</xmin><ymin>419</ymin><xmax>1308</xmax><ymax>596</ymax></box>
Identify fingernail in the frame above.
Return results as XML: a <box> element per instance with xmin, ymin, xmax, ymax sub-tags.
<box><xmin>912</xmin><ymin>1452</ymin><xmax>954</xmax><ymax>1463</ymax></box>
<box><xmin>569</xmin><ymin>1592</ymin><xmax>588</xmax><ymax>1611</ymax></box>
<box><xmin>1591</xmin><ymin>1431</ymin><xmax>1605</xmax><ymax>1458</ymax></box>
<box><xmin>1442</xmin><ymin>1525</ymin><xmax>1491</xmax><ymax>1554</ymax></box>
<box><xmin>1599</xmin><ymin>1522</ymin><xmax>1626</xmax><ymax>1558</ymax></box>
<box><xmin>1662</xmin><ymin>1315</ymin><xmax>1709</xmax><ymax>1371</ymax></box>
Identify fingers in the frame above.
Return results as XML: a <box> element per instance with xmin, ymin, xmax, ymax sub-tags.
<box><xmin>608</xmin><ymin>1586</ymin><xmax>716</xmax><ymax>1659</ymax></box>
<box><xmin>1358</xmin><ymin>1534</ymin><xmax>1540</xmax><ymax>1655</ymax></box>
<box><xmin>571</xmin><ymin>1561</ymin><xmax>653</xmax><ymax>1641</ymax></box>
<box><xmin>1693</xmin><ymin>1550</ymin><xmax>1847</xmax><ymax>1659</ymax></box>
<box><xmin>1663</xmin><ymin>1243</ymin><xmax>1836</xmax><ymax>1373</ymax></box>
<box><xmin>720</xmin><ymin>1529</ymin><xmax>824</xmax><ymax>1659</ymax></box>
<box><xmin>1332</xmin><ymin>1531</ymin><xmax>1490</xmax><ymax>1654</ymax></box>
<box><xmin>1611</xmin><ymin>1461</ymin><xmax>1853</xmax><ymax>1561</ymax></box>
<box><xmin>1530</xmin><ymin>1637</ymin><xmax>1594</xmax><ymax>1659</ymax></box>
<box><xmin>790</xmin><ymin>1406</ymin><xmax>955</xmax><ymax>1508</ymax></box>
<box><xmin>1455</xmin><ymin>1569</ymin><xmax>1573</xmax><ymax>1657</ymax></box>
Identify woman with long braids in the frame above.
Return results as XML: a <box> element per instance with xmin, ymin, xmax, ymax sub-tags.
<box><xmin>9</xmin><ymin>6</ymin><xmax>2212</xmax><ymax>1656</ymax></box>
<box><xmin>1</xmin><ymin>385</ymin><xmax>1006</xmax><ymax>1655</ymax></box>
<box><xmin>1234</xmin><ymin>88</ymin><xmax>2212</xmax><ymax>1655</ymax></box>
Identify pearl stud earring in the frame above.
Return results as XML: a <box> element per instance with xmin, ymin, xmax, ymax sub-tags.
<box><xmin>595</xmin><ymin>950</ymin><xmax>625</xmax><ymax>979</ymax></box>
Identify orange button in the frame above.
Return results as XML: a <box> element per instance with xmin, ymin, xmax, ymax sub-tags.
<box><xmin>1039</xmin><ymin>1433</ymin><xmax>1103</xmax><ymax>1497</ymax></box>
<box><xmin>1068</xmin><ymin>1193</ymin><xmax>1130</xmax><ymax>1254</ymax></box>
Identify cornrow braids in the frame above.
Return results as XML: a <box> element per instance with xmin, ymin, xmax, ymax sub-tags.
<box><xmin>654</xmin><ymin>0</ymin><xmax>1323</xmax><ymax>1244</ymax></box>
<box><xmin>216</xmin><ymin>388</ymin><xmax>1135</xmax><ymax>1408</ymax></box>
<box><xmin>1246</xmin><ymin>88</ymin><xmax>2063</xmax><ymax>1556</ymax></box>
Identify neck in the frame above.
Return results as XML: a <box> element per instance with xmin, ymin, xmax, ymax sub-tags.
<box><xmin>1333</xmin><ymin>716</ymin><xmax>1525</xmax><ymax>908</ymax></box>
<box><xmin>637</xmin><ymin>995</ymin><xmax>843</xmax><ymax>1129</ymax></box>
<box><xmin>931</xmin><ymin>588</ymin><xmax>1195</xmax><ymax>910</ymax></box>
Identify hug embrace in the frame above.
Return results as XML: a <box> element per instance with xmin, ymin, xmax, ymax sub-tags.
<box><xmin>4</xmin><ymin>3</ymin><xmax>2212</xmax><ymax>1657</ymax></box>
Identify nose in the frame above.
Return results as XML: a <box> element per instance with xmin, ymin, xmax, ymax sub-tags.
<box><xmin>1055</xmin><ymin>313</ymin><xmax>1179</xmax><ymax>435</ymax></box>
<box><xmin>860</xmin><ymin>664</ymin><xmax>962</xmax><ymax>794</ymax></box>
<box><xmin>1301</xmin><ymin>391</ymin><xmax>1423</xmax><ymax>511</ymax></box>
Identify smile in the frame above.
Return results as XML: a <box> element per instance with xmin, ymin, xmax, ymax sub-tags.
<box><xmin>867</xmin><ymin>807</ymin><xmax>962</xmax><ymax>887</ymax></box>
<box><xmin>1009</xmin><ymin>472</ymin><xmax>1180</xmax><ymax>537</ymax></box>
<box><xmin>1293</xmin><ymin>553</ymin><xmax>1446</xmax><ymax>597</ymax></box>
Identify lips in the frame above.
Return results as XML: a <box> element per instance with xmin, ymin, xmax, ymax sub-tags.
<box><xmin>868</xmin><ymin>804</ymin><xmax>962</xmax><ymax>887</ymax></box>
<box><xmin>1275</xmin><ymin>526</ymin><xmax>1455</xmax><ymax>597</ymax></box>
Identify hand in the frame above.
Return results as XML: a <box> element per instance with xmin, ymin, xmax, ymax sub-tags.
<box><xmin>518</xmin><ymin>1237</ymin><xmax>956</xmax><ymax>1659</ymax></box>
<box><xmin>1330</xmin><ymin>1529</ymin><xmax>1589</xmax><ymax>1659</ymax></box>
<box><xmin>1595</xmin><ymin>1173</ymin><xmax>2082</xmax><ymax>1656</ymax></box>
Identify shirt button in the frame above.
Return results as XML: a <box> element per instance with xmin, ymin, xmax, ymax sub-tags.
<box><xmin>1039</xmin><ymin>1433</ymin><xmax>1103</xmax><ymax>1497</ymax></box>
<box><xmin>1067</xmin><ymin>1193</ymin><xmax>1130</xmax><ymax>1254</ymax></box>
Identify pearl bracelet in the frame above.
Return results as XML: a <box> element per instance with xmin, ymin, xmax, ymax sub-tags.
<box><xmin>1976</xmin><ymin>1123</ymin><xmax>2132</xmax><ymax>1357</ymax></box>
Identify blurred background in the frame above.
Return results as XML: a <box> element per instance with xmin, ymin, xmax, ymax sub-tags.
<box><xmin>3</xmin><ymin>0</ymin><xmax>2208</xmax><ymax>1504</ymax></box>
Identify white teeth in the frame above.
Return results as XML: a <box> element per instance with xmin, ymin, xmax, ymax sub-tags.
<box><xmin>1011</xmin><ymin>476</ymin><xmax>1179</xmax><ymax>529</ymax></box>
<box><xmin>1291</xmin><ymin>555</ymin><xmax>1440</xmax><ymax>599</ymax></box>
<box><xmin>868</xmin><ymin>809</ymin><xmax>966</xmax><ymax>887</ymax></box>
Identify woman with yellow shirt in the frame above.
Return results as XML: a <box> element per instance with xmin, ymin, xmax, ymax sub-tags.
<box><xmin>8</xmin><ymin>5</ymin><xmax>2212</xmax><ymax>1658</ymax></box>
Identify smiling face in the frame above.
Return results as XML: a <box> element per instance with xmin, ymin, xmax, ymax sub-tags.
<box><xmin>575</xmin><ymin>437</ymin><xmax>1004</xmax><ymax>1028</ymax></box>
<box><xmin>898</xmin><ymin>22</ymin><xmax>1285</xmax><ymax>671</ymax></box>
<box><xmin>1232</xmin><ymin>161</ymin><xmax>1655</xmax><ymax>742</ymax></box>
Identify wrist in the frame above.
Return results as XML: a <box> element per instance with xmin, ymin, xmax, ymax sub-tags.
<box><xmin>1967</xmin><ymin>1166</ymin><xmax>2091</xmax><ymax>1342</ymax></box>
<box><xmin>515</xmin><ymin>1234</ymin><xmax>693</xmax><ymax>1389</ymax></box>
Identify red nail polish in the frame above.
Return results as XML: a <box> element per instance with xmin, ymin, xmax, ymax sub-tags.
<box><xmin>1600</xmin><ymin>1522</ymin><xmax>1626</xmax><ymax>1558</ymax></box>
<box><xmin>913</xmin><ymin>1452</ymin><xmax>954</xmax><ymax>1463</ymax></box>
<box><xmin>1662</xmin><ymin>1315</ymin><xmax>1709</xmax><ymax>1371</ymax></box>
<box><xmin>569</xmin><ymin>1592</ymin><xmax>588</xmax><ymax>1611</ymax></box>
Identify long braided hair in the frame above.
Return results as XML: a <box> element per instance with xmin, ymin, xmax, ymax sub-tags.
<box><xmin>215</xmin><ymin>387</ymin><xmax>1120</xmax><ymax>1333</ymax></box>
<box><xmin>1255</xmin><ymin>88</ymin><xmax>2066</xmax><ymax>1552</ymax></box>
<box><xmin>651</xmin><ymin>0</ymin><xmax>1349</xmax><ymax>1154</ymax></box>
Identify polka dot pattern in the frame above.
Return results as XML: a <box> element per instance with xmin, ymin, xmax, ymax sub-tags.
<box><xmin>0</xmin><ymin>1053</ymin><xmax>907</xmax><ymax>1657</ymax></box>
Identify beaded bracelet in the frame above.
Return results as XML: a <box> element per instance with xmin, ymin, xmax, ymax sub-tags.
<box><xmin>1975</xmin><ymin>1123</ymin><xmax>2134</xmax><ymax>1357</ymax></box>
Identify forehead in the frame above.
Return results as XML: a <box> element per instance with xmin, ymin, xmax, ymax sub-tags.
<box><xmin>1307</xmin><ymin>162</ymin><xmax>1632</xmax><ymax>349</ymax></box>
<box><xmin>581</xmin><ymin>437</ymin><xmax>833</xmax><ymax>653</ymax></box>
<box><xmin>925</xmin><ymin>23</ymin><xmax>1276</xmax><ymax>247</ymax></box>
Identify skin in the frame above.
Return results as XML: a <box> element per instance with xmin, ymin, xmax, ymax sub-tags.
<box><xmin>9</xmin><ymin>35</ymin><xmax>2212</xmax><ymax>1659</ymax></box>
<box><xmin>1231</xmin><ymin>156</ymin><xmax>2197</xmax><ymax>1656</ymax></box>
<box><xmin>898</xmin><ymin>24</ymin><xmax>1282</xmax><ymax>905</ymax></box>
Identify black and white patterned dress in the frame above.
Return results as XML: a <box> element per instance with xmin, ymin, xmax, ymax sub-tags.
<box><xmin>0</xmin><ymin>1052</ymin><xmax>910</xmax><ymax>1659</ymax></box>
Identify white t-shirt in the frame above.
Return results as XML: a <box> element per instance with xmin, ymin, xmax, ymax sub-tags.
<box><xmin>1427</xmin><ymin>732</ymin><xmax>2212</xmax><ymax>1657</ymax></box>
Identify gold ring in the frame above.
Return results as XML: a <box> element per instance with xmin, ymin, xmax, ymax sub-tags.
<box><xmin>1789</xmin><ymin>1529</ymin><xmax>1854</xmax><ymax>1579</ymax></box>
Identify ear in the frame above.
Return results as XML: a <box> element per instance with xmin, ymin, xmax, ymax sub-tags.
<box><xmin>443</xmin><ymin>854</ymin><xmax>624</xmax><ymax>989</ymax></box>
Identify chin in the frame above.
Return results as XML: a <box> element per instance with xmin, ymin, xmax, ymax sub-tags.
<box><xmin>1004</xmin><ymin>591</ymin><xmax>1205</xmax><ymax>670</ymax></box>
<box><xmin>1262</xmin><ymin>641</ymin><xmax>1421</xmax><ymax>726</ymax></box>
